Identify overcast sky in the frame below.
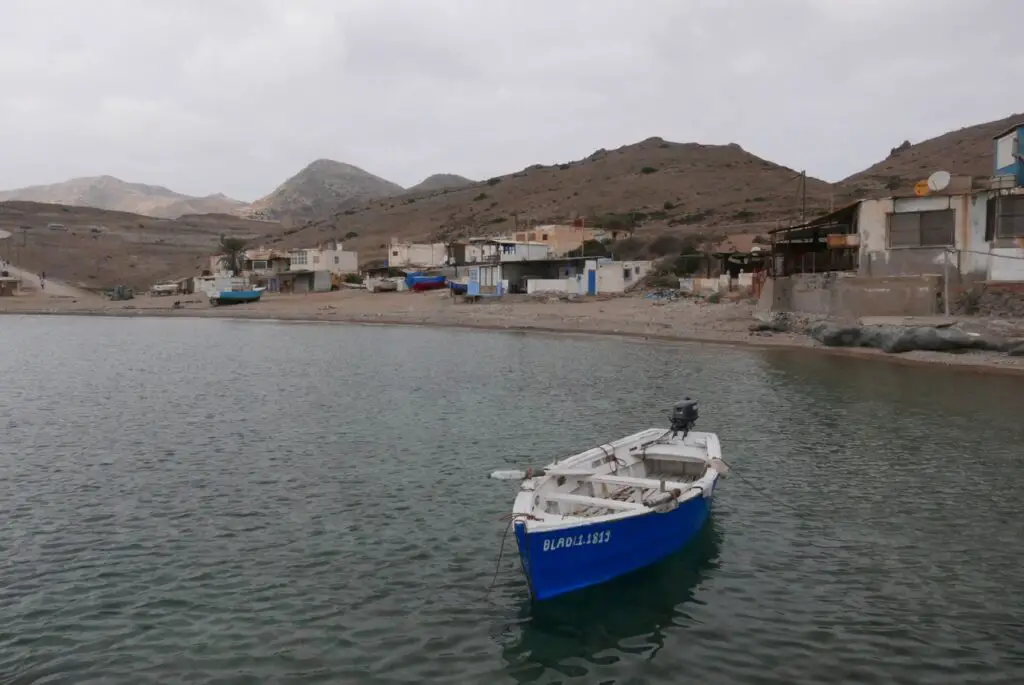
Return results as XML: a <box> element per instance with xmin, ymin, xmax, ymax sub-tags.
<box><xmin>1</xmin><ymin>0</ymin><xmax>1021</xmax><ymax>201</ymax></box>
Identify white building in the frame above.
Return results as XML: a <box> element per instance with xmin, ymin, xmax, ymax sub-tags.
<box><xmin>289</xmin><ymin>241</ymin><xmax>358</xmax><ymax>275</ymax></box>
<box><xmin>388</xmin><ymin>239</ymin><xmax>448</xmax><ymax>269</ymax></box>
<box><xmin>463</xmin><ymin>238</ymin><xmax>551</xmax><ymax>264</ymax></box>
<box><xmin>468</xmin><ymin>257</ymin><xmax>652</xmax><ymax>295</ymax></box>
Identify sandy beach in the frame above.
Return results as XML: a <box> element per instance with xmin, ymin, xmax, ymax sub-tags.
<box><xmin>4</xmin><ymin>285</ymin><xmax>1024</xmax><ymax>375</ymax></box>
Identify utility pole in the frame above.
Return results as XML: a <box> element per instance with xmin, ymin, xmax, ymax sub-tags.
<box><xmin>800</xmin><ymin>170</ymin><xmax>807</xmax><ymax>225</ymax></box>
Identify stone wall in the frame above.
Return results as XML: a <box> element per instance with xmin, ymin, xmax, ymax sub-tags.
<box><xmin>969</xmin><ymin>282</ymin><xmax>1024</xmax><ymax>318</ymax></box>
<box><xmin>766</xmin><ymin>272</ymin><xmax>942</xmax><ymax>318</ymax></box>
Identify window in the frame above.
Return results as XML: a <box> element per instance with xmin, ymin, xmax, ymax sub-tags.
<box><xmin>391</xmin><ymin>250</ymin><xmax>399</xmax><ymax>257</ymax></box>
<box><xmin>291</xmin><ymin>251</ymin><xmax>308</xmax><ymax>265</ymax></box>
<box><xmin>542</xmin><ymin>234</ymin><xmax>549</xmax><ymax>241</ymax></box>
<box><xmin>334</xmin><ymin>256</ymin><xmax>340</xmax><ymax>264</ymax></box>
<box><xmin>887</xmin><ymin>209</ymin><xmax>954</xmax><ymax>248</ymax></box>
<box><xmin>313</xmin><ymin>255</ymin><xmax>320</xmax><ymax>265</ymax></box>
<box><xmin>251</xmin><ymin>260</ymin><xmax>268</xmax><ymax>270</ymax></box>
<box><xmin>996</xmin><ymin>196</ymin><xmax>1024</xmax><ymax>238</ymax></box>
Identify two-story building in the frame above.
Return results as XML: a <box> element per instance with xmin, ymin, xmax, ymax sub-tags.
<box><xmin>512</xmin><ymin>222</ymin><xmax>631</xmax><ymax>257</ymax></box>
<box><xmin>458</xmin><ymin>238</ymin><xmax>551</xmax><ymax>264</ymax></box>
<box><xmin>288</xmin><ymin>241</ymin><xmax>358</xmax><ymax>275</ymax></box>
<box><xmin>764</xmin><ymin>122</ymin><xmax>1024</xmax><ymax>317</ymax></box>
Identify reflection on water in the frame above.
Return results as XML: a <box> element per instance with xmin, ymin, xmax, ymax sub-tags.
<box><xmin>4</xmin><ymin>317</ymin><xmax>1024</xmax><ymax>684</ymax></box>
<box><xmin>501</xmin><ymin>522</ymin><xmax>722</xmax><ymax>682</ymax></box>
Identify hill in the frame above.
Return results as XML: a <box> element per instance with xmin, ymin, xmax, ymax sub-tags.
<box><xmin>0</xmin><ymin>175</ymin><xmax>246</xmax><ymax>219</ymax></box>
<box><xmin>405</xmin><ymin>174</ymin><xmax>474</xmax><ymax>194</ymax></box>
<box><xmin>0</xmin><ymin>201</ymin><xmax>283</xmax><ymax>290</ymax></box>
<box><xmin>242</xmin><ymin>159</ymin><xmax>405</xmax><ymax>224</ymax></box>
<box><xmin>280</xmin><ymin>136</ymin><xmax>834</xmax><ymax>260</ymax></box>
<box><xmin>838</xmin><ymin>112</ymin><xmax>1023</xmax><ymax>197</ymax></box>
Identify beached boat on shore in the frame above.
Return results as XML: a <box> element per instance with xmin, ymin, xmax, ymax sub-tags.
<box><xmin>405</xmin><ymin>273</ymin><xmax>447</xmax><ymax>291</ymax></box>
<box><xmin>210</xmin><ymin>286</ymin><xmax>265</xmax><ymax>306</ymax></box>
<box><xmin>494</xmin><ymin>399</ymin><xmax>727</xmax><ymax>600</ymax></box>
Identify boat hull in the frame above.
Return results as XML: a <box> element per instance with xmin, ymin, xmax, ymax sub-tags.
<box><xmin>513</xmin><ymin>483</ymin><xmax>714</xmax><ymax>601</ymax></box>
<box><xmin>211</xmin><ymin>290</ymin><xmax>262</xmax><ymax>305</ymax></box>
<box><xmin>405</xmin><ymin>273</ymin><xmax>447</xmax><ymax>291</ymax></box>
<box><xmin>410</xmin><ymin>280</ymin><xmax>447</xmax><ymax>292</ymax></box>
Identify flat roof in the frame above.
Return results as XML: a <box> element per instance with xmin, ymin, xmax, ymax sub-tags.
<box><xmin>993</xmin><ymin>122</ymin><xmax>1024</xmax><ymax>140</ymax></box>
<box><xmin>769</xmin><ymin>201</ymin><xmax>860</xmax><ymax>240</ymax></box>
<box><xmin>467</xmin><ymin>256</ymin><xmax>605</xmax><ymax>266</ymax></box>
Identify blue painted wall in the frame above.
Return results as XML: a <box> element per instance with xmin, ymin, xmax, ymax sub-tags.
<box><xmin>994</xmin><ymin>125</ymin><xmax>1023</xmax><ymax>186</ymax></box>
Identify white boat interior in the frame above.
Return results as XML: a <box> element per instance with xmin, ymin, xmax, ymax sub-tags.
<box><xmin>512</xmin><ymin>425</ymin><xmax>727</xmax><ymax>532</ymax></box>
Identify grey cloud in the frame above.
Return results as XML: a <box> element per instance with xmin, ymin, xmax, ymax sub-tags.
<box><xmin>0</xmin><ymin>0</ymin><xmax>1021</xmax><ymax>200</ymax></box>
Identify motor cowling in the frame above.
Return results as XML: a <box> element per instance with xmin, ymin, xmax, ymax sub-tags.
<box><xmin>670</xmin><ymin>398</ymin><xmax>698</xmax><ymax>437</ymax></box>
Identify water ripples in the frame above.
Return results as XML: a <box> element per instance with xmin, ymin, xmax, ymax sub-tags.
<box><xmin>1</xmin><ymin>317</ymin><xmax>1024</xmax><ymax>683</ymax></box>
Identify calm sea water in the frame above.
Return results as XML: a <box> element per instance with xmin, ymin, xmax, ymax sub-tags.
<box><xmin>2</xmin><ymin>315</ymin><xmax>1024</xmax><ymax>685</ymax></box>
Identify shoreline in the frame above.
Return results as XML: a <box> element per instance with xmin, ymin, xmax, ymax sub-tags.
<box><xmin>5</xmin><ymin>301</ymin><xmax>1024</xmax><ymax>377</ymax></box>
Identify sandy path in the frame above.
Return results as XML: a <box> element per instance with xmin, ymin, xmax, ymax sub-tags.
<box><xmin>2</xmin><ymin>263</ymin><xmax>98</xmax><ymax>299</ymax></box>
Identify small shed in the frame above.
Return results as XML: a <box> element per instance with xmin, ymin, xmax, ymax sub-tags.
<box><xmin>0</xmin><ymin>276</ymin><xmax>21</xmax><ymax>296</ymax></box>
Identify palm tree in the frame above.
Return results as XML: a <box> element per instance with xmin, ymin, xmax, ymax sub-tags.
<box><xmin>217</xmin><ymin>236</ymin><xmax>248</xmax><ymax>275</ymax></box>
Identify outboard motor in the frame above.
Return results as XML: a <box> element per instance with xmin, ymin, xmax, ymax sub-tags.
<box><xmin>669</xmin><ymin>398</ymin><xmax>699</xmax><ymax>438</ymax></box>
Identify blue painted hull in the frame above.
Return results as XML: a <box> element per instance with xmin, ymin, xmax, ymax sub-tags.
<box><xmin>214</xmin><ymin>290</ymin><xmax>262</xmax><ymax>304</ymax></box>
<box><xmin>405</xmin><ymin>273</ymin><xmax>447</xmax><ymax>290</ymax></box>
<box><xmin>513</xmin><ymin>486</ymin><xmax>714</xmax><ymax>601</ymax></box>
<box><xmin>449</xmin><ymin>282</ymin><xmax>468</xmax><ymax>295</ymax></box>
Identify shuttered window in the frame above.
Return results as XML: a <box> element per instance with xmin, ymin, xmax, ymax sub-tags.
<box><xmin>887</xmin><ymin>210</ymin><xmax>955</xmax><ymax>248</ymax></box>
<box><xmin>995</xmin><ymin>196</ymin><xmax>1024</xmax><ymax>238</ymax></box>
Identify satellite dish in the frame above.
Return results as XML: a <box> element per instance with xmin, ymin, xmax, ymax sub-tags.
<box><xmin>0</xmin><ymin>229</ymin><xmax>11</xmax><ymax>240</ymax></box>
<box><xmin>928</xmin><ymin>170</ymin><xmax>951</xmax><ymax>192</ymax></box>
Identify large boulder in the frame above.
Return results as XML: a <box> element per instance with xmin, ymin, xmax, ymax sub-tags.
<box><xmin>807</xmin><ymin>322</ymin><xmax>866</xmax><ymax>347</ymax></box>
<box><xmin>808</xmin><ymin>322</ymin><xmax>1003</xmax><ymax>355</ymax></box>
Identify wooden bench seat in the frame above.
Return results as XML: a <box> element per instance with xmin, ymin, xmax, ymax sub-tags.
<box><xmin>543</xmin><ymin>491</ymin><xmax>649</xmax><ymax>512</ymax></box>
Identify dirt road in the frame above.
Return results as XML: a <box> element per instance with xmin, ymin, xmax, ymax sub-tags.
<box><xmin>2</xmin><ymin>262</ymin><xmax>97</xmax><ymax>299</ymax></box>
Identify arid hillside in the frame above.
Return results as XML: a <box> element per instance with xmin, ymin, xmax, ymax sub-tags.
<box><xmin>283</xmin><ymin>136</ymin><xmax>835</xmax><ymax>261</ymax></box>
<box><xmin>0</xmin><ymin>175</ymin><xmax>246</xmax><ymax>219</ymax></box>
<box><xmin>0</xmin><ymin>201</ymin><xmax>282</xmax><ymax>290</ymax></box>
<box><xmin>838</xmin><ymin>112</ymin><xmax>1023</xmax><ymax>198</ymax></box>
<box><xmin>405</xmin><ymin>174</ymin><xmax>475</xmax><ymax>194</ymax></box>
<box><xmin>242</xmin><ymin>159</ymin><xmax>405</xmax><ymax>224</ymax></box>
<box><xmin>5</xmin><ymin>112</ymin><xmax>1019</xmax><ymax>284</ymax></box>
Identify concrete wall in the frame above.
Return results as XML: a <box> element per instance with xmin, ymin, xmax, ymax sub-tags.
<box><xmin>769</xmin><ymin>272</ymin><xmax>941</xmax><ymax>318</ymax></box>
<box><xmin>973</xmin><ymin>281</ymin><xmax>1024</xmax><ymax>317</ymax></box>
<box><xmin>679</xmin><ymin>275</ymin><xmax>730</xmax><ymax>294</ymax></box>
<box><xmin>526</xmin><ymin>278</ymin><xmax>584</xmax><ymax>295</ymax></box>
<box><xmin>389</xmin><ymin>242</ymin><xmax>447</xmax><ymax>268</ymax></box>
<box><xmin>596</xmin><ymin>263</ymin><xmax>624</xmax><ymax>293</ymax></box>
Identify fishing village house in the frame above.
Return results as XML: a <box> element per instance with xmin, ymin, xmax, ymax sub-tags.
<box><xmin>205</xmin><ymin>240</ymin><xmax>359</xmax><ymax>294</ymax></box>
<box><xmin>678</xmin><ymin>234</ymin><xmax>770</xmax><ymax>297</ymax></box>
<box><xmin>512</xmin><ymin>220</ymin><xmax>634</xmax><ymax>258</ymax></box>
<box><xmin>763</xmin><ymin>122</ymin><xmax>1024</xmax><ymax>318</ymax></box>
<box><xmin>449</xmin><ymin>237</ymin><xmax>651</xmax><ymax>296</ymax></box>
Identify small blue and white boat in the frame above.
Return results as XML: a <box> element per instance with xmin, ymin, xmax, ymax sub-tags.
<box><xmin>496</xmin><ymin>399</ymin><xmax>727</xmax><ymax>601</ymax></box>
<box><xmin>210</xmin><ymin>286</ymin><xmax>265</xmax><ymax>306</ymax></box>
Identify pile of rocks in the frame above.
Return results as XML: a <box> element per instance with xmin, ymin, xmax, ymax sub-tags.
<box><xmin>749</xmin><ymin>311</ymin><xmax>1024</xmax><ymax>356</ymax></box>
